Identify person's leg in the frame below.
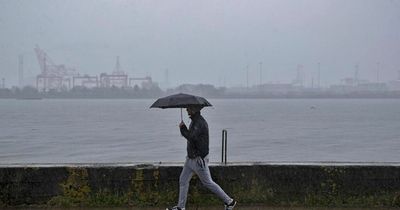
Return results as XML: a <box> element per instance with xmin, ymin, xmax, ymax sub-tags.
<box><xmin>177</xmin><ymin>159</ymin><xmax>194</xmax><ymax>208</ymax></box>
<box><xmin>193</xmin><ymin>157</ymin><xmax>232</xmax><ymax>204</ymax></box>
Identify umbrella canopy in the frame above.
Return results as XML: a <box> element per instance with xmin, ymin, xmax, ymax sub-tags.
<box><xmin>150</xmin><ymin>93</ymin><xmax>212</xmax><ymax>109</ymax></box>
<box><xmin>150</xmin><ymin>93</ymin><xmax>212</xmax><ymax>121</ymax></box>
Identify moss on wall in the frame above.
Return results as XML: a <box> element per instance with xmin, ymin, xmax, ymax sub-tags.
<box><xmin>47</xmin><ymin>167</ymin><xmax>91</xmax><ymax>207</ymax></box>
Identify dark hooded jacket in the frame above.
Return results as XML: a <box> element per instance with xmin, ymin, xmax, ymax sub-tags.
<box><xmin>180</xmin><ymin>112</ymin><xmax>209</xmax><ymax>159</ymax></box>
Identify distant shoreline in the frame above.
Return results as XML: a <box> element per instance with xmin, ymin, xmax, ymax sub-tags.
<box><xmin>1</xmin><ymin>83</ymin><xmax>400</xmax><ymax>99</ymax></box>
<box><xmin>2</xmin><ymin>94</ymin><xmax>400</xmax><ymax>100</ymax></box>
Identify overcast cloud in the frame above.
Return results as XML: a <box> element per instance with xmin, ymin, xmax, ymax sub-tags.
<box><xmin>0</xmin><ymin>0</ymin><xmax>399</xmax><ymax>88</ymax></box>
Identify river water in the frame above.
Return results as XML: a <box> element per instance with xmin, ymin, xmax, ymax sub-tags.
<box><xmin>0</xmin><ymin>98</ymin><xmax>399</xmax><ymax>163</ymax></box>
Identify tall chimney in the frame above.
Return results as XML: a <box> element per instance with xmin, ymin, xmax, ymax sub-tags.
<box><xmin>19</xmin><ymin>55</ymin><xmax>24</xmax><ymax>88</ymax></box>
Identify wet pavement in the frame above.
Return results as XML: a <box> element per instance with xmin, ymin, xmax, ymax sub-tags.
<box><xmin>3</xmin><ymin>207</ymin><xmax>397</xmax><ymax>210</ymax></box>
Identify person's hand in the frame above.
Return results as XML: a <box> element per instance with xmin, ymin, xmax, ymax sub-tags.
<box><xmin>179</xmin><ymin>121</ymin><xmax>186</xmax><ymax>128</ymax></box>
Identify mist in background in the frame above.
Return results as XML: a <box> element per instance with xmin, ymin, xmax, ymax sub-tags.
<box><xmin>0</xmin><ymin>0</ymin><xmax>399</xmax><ymax>88</ymax></box>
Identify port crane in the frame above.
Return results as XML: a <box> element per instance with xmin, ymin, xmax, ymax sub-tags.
<box><xmin>35</xmin><ymin>45</ymin><xmax>78</xmax><ymax>91</ymax></box>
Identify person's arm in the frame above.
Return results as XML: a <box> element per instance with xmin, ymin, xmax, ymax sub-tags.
<box><xmin>179</xmin><ymin>122</ymin><xmax>202</xmax><ymax>143</ymax></box>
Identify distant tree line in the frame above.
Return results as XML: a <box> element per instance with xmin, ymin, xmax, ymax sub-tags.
<box><xmin>0</xmin><ymin>85</ymin><xmax>163</xmax><ymax>99</ymax></box>
<box><xmin>0</xmin><ymin>84</ymin><xmax>226</xmax><ymax>99</ymax></box>
<box><xmin>168</xmin><ymin>84</ymin><xmax>226</xmax><ymax>98</ymax></box>
<box><xmin>45</xmin><ymin>85</ymin><xmax>163</xmax><ymax>99</ymax></box>
<box><xmin>1</xmin><ymin>84</ymin><xmax>400</xmax><ymax>99</ymax></box>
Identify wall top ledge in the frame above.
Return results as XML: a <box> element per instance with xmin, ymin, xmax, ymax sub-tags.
<box><xmin>1</xmin><ymin>161</ymin><xmax>400</xmax><ymax>168</ymax></box>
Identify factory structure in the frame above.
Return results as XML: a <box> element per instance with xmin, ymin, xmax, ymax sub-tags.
<box><xmin>226</xmin><ymin>63</ymin><xmax>400</xmax><ymax>96</ymax></box>
<box><xmin>34</xmin><ymin>46</ymin><xmax>156</xmax><ymax>92</ymax></box>
<box><xmin>4</xmin><ymin>46</ymin><xmax>399</xmax><ymax>98</ymax></box>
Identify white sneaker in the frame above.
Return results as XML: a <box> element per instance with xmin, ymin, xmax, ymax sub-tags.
<box><xmin>224</xmin><ymin>199</ymin><xmax>237</xmax><ymax>210</ymax></box>
<box><xmin>166</xmin><ymin>206</ymin><xmax>185</xmax><ymax>210</ymax></box>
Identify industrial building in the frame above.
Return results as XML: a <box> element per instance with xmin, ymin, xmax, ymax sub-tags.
<box><xmin>33</xmin><ymin>46</ymin><xmax>158</xmax><ymax>92</ymax></box>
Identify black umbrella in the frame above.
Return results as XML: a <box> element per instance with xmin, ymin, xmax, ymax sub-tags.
<box><xmin>150</xmin><ymin>93</ymin><xmax>212</xmax><ymax>121</ymax></box>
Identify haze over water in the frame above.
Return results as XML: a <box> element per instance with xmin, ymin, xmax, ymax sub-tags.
<box><xmin>0</xmin><ymin>98</ymin><xmax>399</xmax><ymax>164</ymax></box>
<box><xmin>1</xmin><ymin>0</ymin><xmax>400</xmax><ymax>87</ymax></box>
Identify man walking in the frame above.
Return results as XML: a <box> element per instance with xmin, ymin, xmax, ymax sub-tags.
<box><xmin>166</xmin><ymin>106</ymin><xmax>236</xmax><ymax>210</ymax></box>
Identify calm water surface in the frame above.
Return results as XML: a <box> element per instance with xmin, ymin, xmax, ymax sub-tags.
<box><xmin>0</xmin><ymin>99</ymin><xmax>399</xmax><ymax>163</ymax></box>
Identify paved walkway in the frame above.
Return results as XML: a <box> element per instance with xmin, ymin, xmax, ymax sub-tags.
<box><xmin>3</xmin><ymin>207</ymin><xmax>396</xmax><ymax>210</ymax></box>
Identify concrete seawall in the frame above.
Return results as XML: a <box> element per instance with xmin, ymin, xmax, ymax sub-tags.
<box><xmin>1</xmin><ymin>162</ymin><xmax>400</xmax><ymax>207</ymax></box>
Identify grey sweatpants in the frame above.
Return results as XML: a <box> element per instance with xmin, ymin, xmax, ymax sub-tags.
<box><xmin>177</xmin><ymin>156</ymin><xmax>232</xmax><ymax>208</ymax></box>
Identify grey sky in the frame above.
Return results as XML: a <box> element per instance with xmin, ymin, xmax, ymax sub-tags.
<box><xmin>0</xmin><ymin>0</ymin><xmax>399</xmax><ymax>88</ymax></box>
